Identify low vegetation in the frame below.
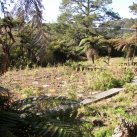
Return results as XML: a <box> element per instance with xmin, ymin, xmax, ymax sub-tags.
<box><xmin>0</xmin><ymin>64</ymin><xmax>134</xmax><ymax>99</ymax></box>
<box><xmin>0</xmin><ymin>63</ymin><xmax>137</xmax><ymax>136</ymax></box>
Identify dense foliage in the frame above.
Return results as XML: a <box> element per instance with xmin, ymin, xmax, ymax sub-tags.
<box><xmin>1</xmin><ymin>0</ymin><xmax>137</xmax><ymax>70</ymax></box>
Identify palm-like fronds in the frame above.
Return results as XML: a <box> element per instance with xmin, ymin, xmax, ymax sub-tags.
<box><xmin>0</xmin><ymin>0</ymin><xmax>48</xmax><ymax>69</ymax></box>
<box><xmin>114</xmin><ymin>38</ymin><xmax>127</xmax><ymax>51</ymax></box>
<box><xmin>129</xmin><ymin>2</ymin><xmax>137</xmax><ymax>15</ymax></box>
<box><xmin>0</xmin><ymin>87</ymin><xmax>26</xmax><ymax>137</ymax></box>
<box><xmin>78</xmin><ymin>36</ymin><xmax>104</xmax><ymax>54</ymax></box>
<box><xmin>0</xmin><ymin>16</ymin><xmax>16</xmax><ymax>75</ymax></box>
<box><xmin>14</xmin><ymin>96</ymin><xmax>82</xmax><ymax>137</ymax></box>
<box><xmin>113</xmin><ymin>24</ymin><xmax>137</xmax><ymax>51</ymax></box>
<box><xmin>98</xmin><ymin>37</ymin><xmax>117</xmax><ymax>45</ymax></box>
<box><xmin>113</xmin><ymin>34</ymin><xmax>137</xmax><ymax>52</ymax></box>
<box><xmin>113</xmin><ymin>34</ymin><xmax>137</xmax><ymax>64</ymax></box>
<box><xmin>126</xmin><ymin>34</ymin><xmax>137</xmax><ymax>45</ymax></box>
<box><xmin>0</xmin><ymin>86</ymin><xmax>11</xmax><ymax>110</ymax></box>
<box><xmin>79</xmin><ymin>36</ymin><xmax>103</xmax><ymax>47</ymax></box>
<box><xmin>0</xmin><ymin>88</ymin><xmax>85</xmax><ymax>137</ymax></box>
<box><xmin>12</xmin><ymin>0</ymin><xmax>48</xmax><ymax>64</ymax></box>
<box><xmin>0</xmin><ymin>111</ymin><xmax>29</xmax><ymax>137</ymax></box>
<box><xmin>11</xmin><ymin>0</ymin><xmax>43</xmax><ymax>26</ymax></box>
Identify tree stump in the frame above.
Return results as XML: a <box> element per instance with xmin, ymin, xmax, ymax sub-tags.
<box><xmin>86</xmin><ymin>48</ymin><xmax>98</xmax><ymax>64</ymax></box>
<box><xmin>112</xmin><ymin>118</ymin><xmax>137</xmax><ymax>137</ymax></box>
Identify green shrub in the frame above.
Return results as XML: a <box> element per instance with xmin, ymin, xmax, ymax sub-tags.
<box><xmin>121</xmin><ymin>69</ymin><xmax>134</xmax><ymax>84</ymax></box>
<box><xmin>94</xmin><ymin>127</ymin><xmax>113</xmax><ymax>137</ymax></box>
<box><xmin>89</xmin><ymin>70</ymin><xmax>121</xmax><ymax>91</ymax></box>
<box><xmin>124</xmin><ymin>83</ymin><xmax>137</xmax><ymax>96</ymax></box>
<box><xmin>88</xmin><ymin>68</ymin><xmax>134</xmax><ymax>91</ymax></box>
<box><xmin>113</xmin><ymin>107</ymin><xmax>126</xmax><ymax>115</ymax></box>
<box><xmin>20</xmin><ymin>88</ymin><xmax>34</xmax><ymax>98</ymax></box>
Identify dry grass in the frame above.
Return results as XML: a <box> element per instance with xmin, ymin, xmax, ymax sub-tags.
<box><xmin>0</xmin><ymin>66</ymin><xmax>98</xmax><ymax>99</ymax></box>
<box><xmin>0</xmin><ymin>62</ymin><xmax>135</xmax><ymax>99</ymax></box>
<box><xmin>1</xmin><ymin>59</ymin><xmax>137</xmax><ymax>136</ymax></box>
<box><xmin>0</xmin><ymin>58</ymin><xmax>137</xmax><ymax>100</ymax></box>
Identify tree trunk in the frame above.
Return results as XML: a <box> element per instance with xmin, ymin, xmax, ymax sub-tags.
<box><xmin>86</xmin><ymin>48</ymin><xmax>97</xmax><ymax>64</ymax></box>
<box><xmin>0</xmin><ymin>44</ymin><xmax>10</xmax><ymax>75</ymax></box>
<box><xmin>107</xmin><ymin>46</ymin><xmax>112</xmax><ymax>65</ymax></box>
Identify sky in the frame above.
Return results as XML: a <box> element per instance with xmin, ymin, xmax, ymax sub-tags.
<box><xmin>43</xmin><ymin>0</ymin><xmax>137</xmax><ymax>23</ymax></box>
<box><xmin>0</xmin><ymin>0</ymin><xmax>136</xmax><ymax>22</ymax></box>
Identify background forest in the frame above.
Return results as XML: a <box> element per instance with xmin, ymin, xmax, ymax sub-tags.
<box><xmin>0</xmin><ymin>0</ymin><xmax>137</xmax><ymax>70</ymax></box>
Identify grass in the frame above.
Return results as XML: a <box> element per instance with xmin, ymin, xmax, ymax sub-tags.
<box><xmin>1</xmin><ymin>58</ymin><xmax>137</xmax><ymax>136</ymax></box>
<box><xmin>0</xmin><ymin>64</ymin><xmax>134</xmax><ymax>100</ymax></box>
<box><xmin>80</xmin><ymin>86</ymin><xmax>137</xmax><ymax>136</ymax></box>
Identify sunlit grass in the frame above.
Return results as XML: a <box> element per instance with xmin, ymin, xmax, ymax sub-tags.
<box><xmin>1</xmin><ymin>58</ymin><xmax>137</xmax><ymax>136</ymax></box>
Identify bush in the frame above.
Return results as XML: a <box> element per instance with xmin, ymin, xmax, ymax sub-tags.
<box><xmin>121</xmin><ymin>69</ymin><xmax>134</xmax><ymax>84</ymax></box>
<box><xmin>89</xmin><ymin>70</ymin><xmax>121</xmax><ymax>91</ymax></box>
<box><xmin>88</xmin><ymin>68</ymin><xmax>134</xmax><ymax>91</ymax></box>
<box><xmin>124</xmin><ymin>83</ymin><xmax>137</xmax><ymax>97</ymax></box>
<box><xmin>94</xmin><ymin>127</ymin><xmax>113</xmax><ymax>137</ymax></box>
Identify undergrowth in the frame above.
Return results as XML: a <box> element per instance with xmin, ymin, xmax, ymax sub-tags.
<box><xmin>0</xmin><ymin>65</ymin><xmax>136</xmax><ymax>137</ymax></box>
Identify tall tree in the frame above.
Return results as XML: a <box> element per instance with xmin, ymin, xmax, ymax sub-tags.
<box><xmin>12</xmin><ymin>0</ymin><xmax>48</xmax><ymax>66</ymax></box>
<box><xmin>129</xmin><ymin>1</ymin><xmax>137</xmax><ymax>15</ymax></box>
<box><xmin>0</xmin><ymin>0</ymin><xmax>48</xmax><ymax>74</ymax></box>
<box><xmin>59</xmin><ymin>0</ymin><xmax>120</xmax><ymax>27</ymax></box>
<box><xmin>56</xmin><ymin>0</ymin><xmax>120</xmax><ymax>62</ymax></box>
<box><xmin>0</xmin><ymin>1</ymin><xmax>15</xmax><ymax>74</ymax></box>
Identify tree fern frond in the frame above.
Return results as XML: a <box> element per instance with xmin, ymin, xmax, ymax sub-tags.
<box><xmin>0</xmin><ymin>127</ymin><xmax>17</xmax><ymax>137</ymax></box>
<box><xmin>11</xmin><ymin>0</ymin><xmax>44</xmax><ymax>28</ymax></box>
<box><xmin>0</xmin><ymin>86</ymin><xmax>11</xmax><ymax>110</ymax></box>
<box><xmin>34</xmin><ymin>119</ymin><xmax>81</xmax><ymax>137</ymax></box>
<box><xmin>79</xmin><ymin>37</ymin><xmax>94</xmax><ymax>47</ymax></box>
<box><xmin>0</xmin><ymin>111</ymin><xmax>22</xmax><ymax>127</ymax></box>
<box><xmin>11</xmin><ymin>96</ymin><xmax>81</xmax><ymax>137</ymax></box>
<box><xmin>0</xmin><ymin>92</ymin><xmax>86</xmax><ymax>137</ymax></box>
